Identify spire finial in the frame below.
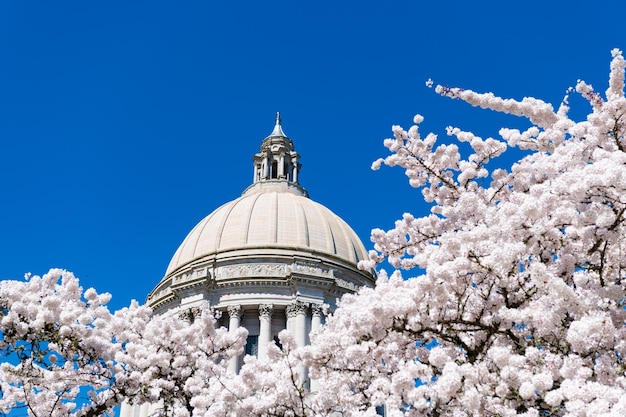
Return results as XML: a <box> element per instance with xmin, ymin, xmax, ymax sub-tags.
<box><xmin>244</xmin><ymin>113</ymin><xmax>307</xmax><ymax>197</ymax></box>
<box><xmin>269</xmin><ymin>111</ymin><xmax>286</xmax><ymax>137</ymax></box>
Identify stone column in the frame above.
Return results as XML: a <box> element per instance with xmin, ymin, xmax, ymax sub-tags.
<box><xmin>286</xmin><ymin>301</ymin><xmax>308</xmax><ymax>347</ymax></box>
<box><xmin>310</xmin><ymin>304</ymin><xmax>322</xmax><ymax>334</ymax></box>
<box><xmin>139</xmin><ymin>403</ymin><xmax>150</xmax><ymax>417</ymax></box>
<box><xmin>254</xmin><ymin>163</ymin><xmax>261</xmax><ymax>182</ymax></box>
<box><xmin>258</xmin><ymin>304</ymin><xmax>273</xmax><ymax>360</ymax></box>
<box><xmin>119</xmin><ymin>402</ymin><xmax>132</xmax><ymax>417</ymax></box>
<box><xmin>285</xmin><ymin>302</ymin><xmax>297</xmax><ymax>334</ymax></box>
<box><xmin>309</xmin><ymin>304</ymin><xmax>323</xmax><ymax>393</ymax></box>
<box><xmin>279</xmin><ymin>154</ymin><xmax>285</xmax><ymax>178</ymax></box>
<box><xmin>227</xmin><ymin>305</ymin><xmax>242</xmax><ymax>373</ymax></box>
<box><xmin>292</xmin><ymin>157</ymin><xmax>299</xmax><ymax>182</ymax></box>
<box><xmin>294</xmin><ymin>302</ymin><xmax>308</xmax><ymax>348</ymax></box>
<box><xmin>287</xmin><ymin>301</ymin><xmax>309</xmax><ymax>387</ymax></box>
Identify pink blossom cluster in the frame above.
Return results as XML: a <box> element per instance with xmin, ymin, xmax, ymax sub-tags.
<box><xmin>344</xmin><ymin>48</ymin><xmax>626</xmax><ymax>416</ymax></box>
<box><xmin>0</xmin><ymin>270</ymin><xmax>247</xmax><ymax>417</ymax></box>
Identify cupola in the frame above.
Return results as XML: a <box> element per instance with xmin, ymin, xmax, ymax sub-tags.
<box><xmin>245</xmin><ymin>112</ymin><xmax>307</xmax><ymax>197</ymax></box>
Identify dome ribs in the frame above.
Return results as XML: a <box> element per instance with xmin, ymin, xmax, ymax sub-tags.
<box><xmin>292</xmin><ymin>193</ymin><xmax>310</xmax><ymax>247</ymax></box>
<box><xmin>277</xmin><ymin>193</ymin><xmax>303</xmax><ymax>246</ymax></box>
<box><xmin>272</xmin><ymin>192</ymin><xmax>278</xmax><ymax>244</ymax></box>
<box><xmin>242</xmin><ymin>194</ymin><xmax>261</xmax><ymax>245</ymax></box>
<box><xmin>164</xmin><ymin>192</ymin><xmax>369</xmax><ymax>278</ymax></box>
<box><xmin>311</xmin><ymin>201</ymin><xmax>337</xmax><ymax>255</ymax></box>
<box><xmin>245</xmin><ymin>193</ymin><xmax>273</xmax><ymax>246</ymax></box>
<box><xmin>212</xmin><ymin>196</ymin><xmax>252</xmax><ymax>252</ymax></box>
<box><xmin>334</xmin><ymin>215</ymin><xmax>357</xmax><ymax>264</ymax></box>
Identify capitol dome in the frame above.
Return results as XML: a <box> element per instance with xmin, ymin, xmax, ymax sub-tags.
<box><xmin>121</xmin><ymin>115</ymin><xmax>376</xmax><ymax>417</ymax></box>
<box><xmin>144</xmin><ymin>114</ymin><xmax>373</xmax><ymax>374</ymax></box>
<box><xmin>120</xmin><ymin>114</ymin><xmax>375</xmax><ymax>416</ymax></box>
<box><xmin>165</xmin><ymin>183</ymin><xmax>368</xmax><ymax>277</ymax></box>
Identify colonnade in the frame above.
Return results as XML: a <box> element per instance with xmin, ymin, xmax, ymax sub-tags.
<box><xmin>120</xmin><ymin>302</ymin><xmax>324</xmax><ymax>417</ymax></box>
<box><xmin>226</xmin><ymin>302</ymin><xmax>323</xmax><ymax>377</ymax></box>
<box><xmin>254</xmin><ymin>153</ymin><xmax>299</xmax><ymax>183</ymax></box>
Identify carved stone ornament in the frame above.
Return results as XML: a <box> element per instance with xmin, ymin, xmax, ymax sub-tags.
<box><xmin>149</xmin><ymin>286</ymin><xmax>173</xmax><ymax>302</ymax></box>
<box><xmin>172</xmin><ymin>267</ymin><xmax>210</xmax><ymax>284</ymax></box>
<box><xmin>227</xmin><ymin>304</ymin><xmax>242</xmax><ymax>319</ymax></box>
<box><xmin>179</xmin><ymin>306</ymin><xmax>201</xmax><ymax>322</ymax></box>
<box><xmin>311</xmin><ymin>304</ymin><xmax>323</xmax><ymax>317</ymax></box>
<box><xmin>218</xmin><ymin>264</ymin><xmax>288</xmax><ymax>278</ymax></box>
<box><xmin>335</xmin><ymin>278</ymin><xmax>358</xmax><ymax>291</ymax></box>
<box><xmin>286</xmin><ymin>301</ymin><xmax>308</xmax><ymax>318</ymax></box>
<box><xmin>259</xmin><ymin>304</ymin><xmax>274</xmax><ymax>319</ymax></box>
<box><xmin>290</xmin><ymin>261</ymin><xmax>334</xmax><ymax>278</ymax></box>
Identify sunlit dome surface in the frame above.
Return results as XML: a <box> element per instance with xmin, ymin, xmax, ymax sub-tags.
<box><xmin>165</xmin><ymin>181</ymin><xmax>368</xmax><ymax>276</ymax></box>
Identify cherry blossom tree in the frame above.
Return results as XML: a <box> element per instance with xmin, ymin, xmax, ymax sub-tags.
<box><xmin>301</xmin><ymin>49</ymin><xmax>626</xmax><ymax>416</ymax></box>
<box><xmin>0</xmin><ymin>269</ymin><xmax>132</xmax><ymax>417</ymax></box>
<box><xmin>225</xmin><ymin>332</ymin><xmax>310</xmax><ymax>417</ymax></box>
<box><xmin>114</xmin><ymin>304</ymin><xmax>246</xmax><ymax>417</ymax></box>
<box><xmin>0</xmin><ymin>269</ymin><xmax>246</xmax><ymax>417</ymax></box>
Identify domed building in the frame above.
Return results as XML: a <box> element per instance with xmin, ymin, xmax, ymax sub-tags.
<box><xmin>120</xmin><ymin>114</ymin><xmax>374</xmax><ymax>417</ymax></box>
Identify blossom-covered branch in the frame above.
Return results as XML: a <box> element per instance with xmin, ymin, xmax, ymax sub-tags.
<box><xmin>327</xmin><ymin>49</ymin><xmax>626</xmax><ymax>416</ymax></box>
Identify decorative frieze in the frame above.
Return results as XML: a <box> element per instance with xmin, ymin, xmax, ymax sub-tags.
<box><xmin>217</xmin><ymin>264</ymin><xmax>288</xmax><ymax>279</ymax></box>
<box><xmin>148</xmin><ymin>286</ymin><xmax>173</xmax><ymax>303</ymax></box>
<box><xmin>172</xmin><ymin>267</ymin><xmax>211</xmax><ymax>284</ymax></box>
<box><xmin>335</xmin><ymin>278</ymin><xmax>358</xmax><ymax>291</ymax></box>
<box><xmin>290</xmin><ymin>261</ymin><xmax>334</xmax><ymax>278</ymax></box>
<box><xmin>213</xmin><ymin>261</ymin><xmax>339</xmax><ymax>282</ymax></box>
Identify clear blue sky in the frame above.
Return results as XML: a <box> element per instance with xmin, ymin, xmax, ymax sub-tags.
<box><xmin>0</xmin><ymin>0</ymin><xmax>620</xmax><ymax>311</ymax></box>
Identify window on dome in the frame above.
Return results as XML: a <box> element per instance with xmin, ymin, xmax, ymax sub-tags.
<box><xmin>271</xmin><ymin>161</ymin><xmax>278</xmax><ymax>179</ymax></box>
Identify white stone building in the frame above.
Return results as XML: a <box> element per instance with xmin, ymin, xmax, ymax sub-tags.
<box><xmin>120</xmin><ymin>114</ymin><xmax>375</xmax><ymax>417</ymax></box>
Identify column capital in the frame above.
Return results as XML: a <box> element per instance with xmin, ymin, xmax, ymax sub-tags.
<box><xmin>259</xmin><ymin>304</ymin><xmax>274</xmax><ymax>319</ymax></box>
<box><xmin>311</xmin><ymin>304</ymin><xmax>323</xmax><ymax>317</ymax></box>
<box><xmin>227</xmin><ymin>304</ymin><xmax>242</xmax><ymax>319</ymax></box>
<box><xmin>179</xmin><ymin>306</ymin><xmax>201</xmax><ymax>322</ymax></box>
<box><xmin>286</xmin><ymin>301</ymin><xmax>308</xmax><ymax>318</ymax></box>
